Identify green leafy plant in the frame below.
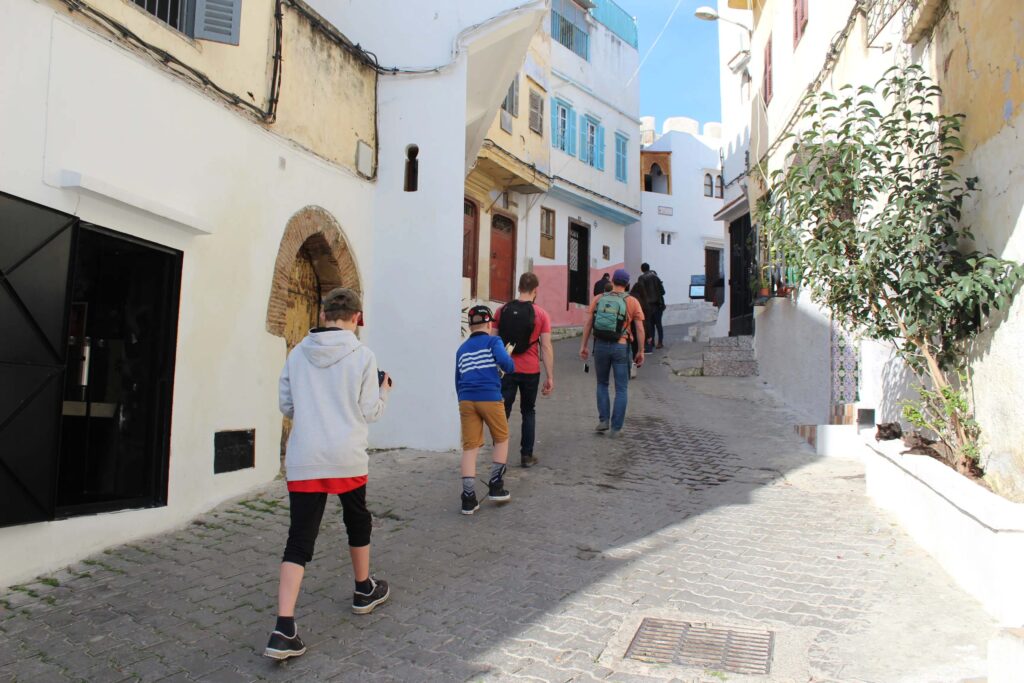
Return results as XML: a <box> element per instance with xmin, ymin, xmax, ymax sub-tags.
<box><xmin>757</xmin><ymin>66</ymin><xmax>1024</xmax><ymax>475</ymax></box>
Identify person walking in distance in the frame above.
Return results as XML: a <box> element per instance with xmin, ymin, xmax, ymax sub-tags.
<box><xmin>455</xmin><ymin>305</ymin><xmax>516</xmax><ymax>514</ymax></box>
<box><xmin>265</xmin><ymin>288</ymin><xmax>392</xmax><ymax>661</ymax></box>
<box><xmin>494</xmin><ymin>273</ymin><xmax>554</xmax><ymax>468</ymax></box>
<box><xmin>593</xmin><ymin>272</ymin><xmax>611</xmax><ymax>298</ymax></box>
<box><xmin>638</xmin><ymin>263</ymin><xmax>667</xmax><ymax>350</ymax></box>
<box><xmin>628</xmin><ymin>281</ymin><xmax>651</xmax><ymax>378</ymax></box>
<box><xmin>579</xmin><ymin>269</ymin><xmax>645</xmax><ymax>437</ymax></box>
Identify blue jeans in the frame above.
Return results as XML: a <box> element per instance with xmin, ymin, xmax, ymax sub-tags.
<box><xmin>593</xmin><ymin>340</ymin><xmax>630</xmax><ymax>431</ymax></box>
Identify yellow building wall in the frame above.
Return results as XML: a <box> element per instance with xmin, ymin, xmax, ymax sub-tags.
<box><xmin>45</xmin><ymin>0</ymin><xmax>376</xmax><ymax>174</ymax></box>
<box><xmin>483</xmin><ymin>30</ymin><xmax>552</xmax><ymax>176</ymax></box>
<box><xmin>928</xmin><ymin>0</ymin><xmax>1024</xmax><ymax>152</ymax></box>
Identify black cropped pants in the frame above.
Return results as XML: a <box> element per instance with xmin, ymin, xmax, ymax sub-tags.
<box><xmin>282</xmin><ymin>487</ymin><xmax>371</xmax><ymax>567</ymax></box>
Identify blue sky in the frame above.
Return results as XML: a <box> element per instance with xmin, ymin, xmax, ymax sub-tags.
<box><xmin>620</xmin><ymin>0</ymin><xmax>722</xmax><ymax>127</ymax></box>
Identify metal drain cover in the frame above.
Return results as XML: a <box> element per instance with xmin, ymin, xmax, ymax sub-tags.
<box><xmin>625</xmin><ymin>618</ymin><xmax>774</xmax><ymax>675</ymax></box>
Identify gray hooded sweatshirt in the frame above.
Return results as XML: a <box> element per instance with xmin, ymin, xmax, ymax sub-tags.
<box><xmin>279</xmin><ymin>328</ymin><xmax>387</xmax><ymax>481</ymax></box>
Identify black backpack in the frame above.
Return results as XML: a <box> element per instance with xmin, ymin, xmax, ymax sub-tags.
<box><xmin>497</xmin><ymin>300</ymin><xmax>536</xmax><ymax>355</ymax></box>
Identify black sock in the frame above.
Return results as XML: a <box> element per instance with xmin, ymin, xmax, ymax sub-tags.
<box><xmin>355</xmin><ymin>578</ymin><xmax>373</xmax><ymax>594</ymax></box>
<box><xmin>275</xmin><ymin>615</ymin><xmax>296</xmax><ymax>638</ymax></box>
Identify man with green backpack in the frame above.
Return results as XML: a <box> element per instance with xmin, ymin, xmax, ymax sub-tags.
<box><xmin>579</xmin><ymin>269</ymin><xmax>645</xmax><ymax>437</ymax></box>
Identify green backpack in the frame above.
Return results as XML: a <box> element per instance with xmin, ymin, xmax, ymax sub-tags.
<box><xmin>592</xmin><ymin>292</ymin><xmax>628</xmax><ymax>342</ymax></box>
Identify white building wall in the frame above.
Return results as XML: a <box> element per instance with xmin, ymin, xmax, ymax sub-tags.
<box><xmin>0</xmin><ymin>0</ymin><xmax>541</xmax><ymax>585</ymax></box>
<box><xmin>525</xmin><ymin>8</ymin><xmax>641</xmax><ymax>327</ymax></box>
<box><xmin>631</xmin><ymin>125</ymin><xmax>724</xmax><ymax>310</ymax></box>
<box><xmin>0</xmin><ymin>3</ymin><xmax>377</xmax><ymax>584</ymax></box>
<box><xmin>549</xmin><ymin>18</ymin><xmax>641</xmax><ymax>210</ymax></box>
<box><xmin>716</xmin><ymin>1</ymin><xmax>753</xmax><ymax>207</ymax></box>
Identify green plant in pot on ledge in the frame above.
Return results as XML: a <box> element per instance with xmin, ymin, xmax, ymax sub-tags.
<box><xmin>757</xmin><ymin>66</ymin><xmax>1024</xmax><ymax>478</ymax></box>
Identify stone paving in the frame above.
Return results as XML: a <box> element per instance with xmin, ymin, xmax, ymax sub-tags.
<box><xmin>0</xmin><ymin>327</ymin><xmax>998</xmax><ymax>682</ymax></box>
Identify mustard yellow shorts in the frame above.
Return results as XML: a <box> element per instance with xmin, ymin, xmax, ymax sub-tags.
<box><xmin>458</xmin><ymin>400</ymin><xmax>510</xmax><ymax>451</ymax></box>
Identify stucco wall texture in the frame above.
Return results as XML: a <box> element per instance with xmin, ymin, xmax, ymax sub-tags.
<box><xmin>931</xmin><ymin>1</ymin><xmax>1024</xmax><ymax>500</ymax></box>
<box><xmin>735</xmin><ymin>0</ymin><xmax>1024</xmax><ymax>499</ymax></box>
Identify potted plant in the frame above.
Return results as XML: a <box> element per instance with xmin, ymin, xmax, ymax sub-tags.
<box><xmin>757</xmin><ymin>271</ymin><xmax>771</xmax><ymax>298</ymax></box>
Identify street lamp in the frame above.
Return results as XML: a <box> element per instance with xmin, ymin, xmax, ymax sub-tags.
<box><xmin>694</xmin><ymin>6</ymin><xmax>752</xmax><ymax>36</ymax></box>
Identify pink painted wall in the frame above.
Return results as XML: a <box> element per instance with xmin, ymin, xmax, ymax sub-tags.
<box><xmin>533</xmin><ymin>261</ymin><xmax>625</xmax><ymax>328</ymax></box>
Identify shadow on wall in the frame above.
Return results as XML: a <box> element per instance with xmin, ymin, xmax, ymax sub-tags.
<box><xmin>754</xmin><ymin>296</ymin><xmax>833</xmax><ymax>425</ymax></box>
<box><xmin>877</xmin><ymin>345</ymin><xmax>919</xmax><ymax>426</ymax></box>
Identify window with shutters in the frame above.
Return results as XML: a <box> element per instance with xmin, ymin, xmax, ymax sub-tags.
<box><xmin>793</xmin><ymin>0</ymin><xmax>808</xmax><ymax>47</ymax></box>
<box><xmin>552</xmin><ymin>99</ymin><xmax>577</xmax><ymax>156</ymax></box>
<box><xmin>580</xmin><ymin>117</ymin><xmax>604</xmax><ymax>169</ymax></box>
<box><xmin>614</xmin><ymin>134</ymin><xmax>628</xmax><ymax>182</ymax></box>
<box><xmin>132</xmin><ymin>0</ymin><xmax>242</xmax><ymax>45</ymax></box>
<box><xmin>704</xmin><ymin>173</ymin><xmax>714</xmax><ymax>197</ymax></box>
<box><xmin>540</xmin><ymin>208</ymin><xmax>556</xmax><ymax>259</ymax></box>
<box><xmin>763</xmin><ymin>35</ymin><xmax>774</xmax><ymax>105</ymax></box>
<box><xmin>501</xmin><ymin>78</ymin><xmax>519</xmax><ymax>118</ymax></box>
<box><xmin>529</xmin><ymin>90</ymin><xmax>544</xmax><ymax>135</ymax></box>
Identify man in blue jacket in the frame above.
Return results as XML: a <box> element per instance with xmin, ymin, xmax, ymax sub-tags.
<box><xmin>455</xmin><ymin>305</ymin><xmax>515</xmax><ymax>515</ymax></box>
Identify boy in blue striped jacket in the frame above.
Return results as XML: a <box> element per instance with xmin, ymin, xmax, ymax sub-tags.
<box><xmin>455</xmin><ymin>305</ymin><xmax>516</xmax><ymax>515</ymax></box>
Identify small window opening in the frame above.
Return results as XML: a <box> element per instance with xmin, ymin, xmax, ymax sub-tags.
<box><xmin>704</xmin><ymin>173</ymin><xmax>714</xmax><ymax>197</ymax></box>
<box><xmin>716</xmin><ymin>175</ymin><xmax>724</xmax><ymax>198</ymax></box>
<box><xmin>404</xmin><ymin>145</ymin><xmax>419</xmax><ymax>192</ymax></box>
<box><xmin>648</xmin><ymin>163</ymin><xmax>669</xmax><ymax>194</ymax></box>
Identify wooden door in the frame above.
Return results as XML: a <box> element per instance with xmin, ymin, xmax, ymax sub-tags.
<box><xmin>705</xmin><ymin>247</ymin><xmax>721</xmax><ymax>306</ymax></box>
<box><xmin>463</xmin><ymin>200</ymin><xmax>478</xmax><ymax>297</ymax></box>
<box><xmin>729</xmin><ymin>215</ymin><xmax>754</xmax><ymax>336</ymax></box>
<box><xmin>489</xmin><ymin>214</ymin><xmax>516</xmax><ymax>303</ymax></box>
<box><xmin>567</xmin><ymin>220</ymin><xmax>590</xmax><ymax>306</ymax></box>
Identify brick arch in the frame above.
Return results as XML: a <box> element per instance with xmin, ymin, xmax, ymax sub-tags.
<box><xmin>266</xmin><ymin>206</ymin><xmax>361</xmax><ymax>337</ymax></box>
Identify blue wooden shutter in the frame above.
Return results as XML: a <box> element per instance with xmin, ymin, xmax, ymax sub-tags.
<box><xmin>193</xmin><ymin>0</ymin><xmax>242</xmax><ymax>45</ymax></box>
<box><xmin>567</xmin><ymin>108</ymin><xmax>578</xmax><ymax>157</ymax></box>
<box><xmin>551</xmin><ymin>100</ymin><xmax>559</xmax><ymax>148</ymax></box>
<box><xmin>578</xmin><ymin>118</ymin><xmax>589</xmax><ymax>164</ymax></box>
<box><xmin>595</xmin><ymin>125</ymin><xmax>606</xmax><ymax>171</ymax></box>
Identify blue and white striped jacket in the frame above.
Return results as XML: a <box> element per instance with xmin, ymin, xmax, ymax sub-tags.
<box><xmin>455</xmin><ymin>332</ymin><xmax>515</xmax><ymax>401</ymax></box>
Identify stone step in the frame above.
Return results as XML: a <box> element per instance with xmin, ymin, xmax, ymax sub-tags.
<box><xmin>709</xmin><ymin>335</ymin><xmax>754</xmax><ymax>349</ymax></box>
<box><xmin>702</xmin><ymin>359</ymin><xmax>759</xmax><ymax>377</ymax></box>
<box><xmin>703</xmin><ymin>348</ymin><xmax>756</xmax><ymax>362</ymax></box>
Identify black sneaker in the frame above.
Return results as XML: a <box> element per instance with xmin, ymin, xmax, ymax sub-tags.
<box><xmin>264</xmin><ymin>630</ymin><xmax>306</xmax><ymax>660</ymax></box>
<box><xmin>352</xmin><ymin>577</ymin><xmax>390</xmax><ymax>614</ymax></box>
<box><xmin>487</xmin><ymin>480</ymin><xmax>511</xmax><ymax>502</ymax></box>
<box><xmin>521</xmin><ymin>455</ymin><xmax>538</xmax><ymax>468</ymax></box>
<box><xmin>461</xmin><ymin>491</ymin><xmax>480</xmax><ymax>515</ymax></box>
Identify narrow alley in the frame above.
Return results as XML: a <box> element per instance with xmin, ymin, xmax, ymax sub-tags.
<box><xmin>0</xmin><ymin>329</ymin><xmax>996</xmax><ymax>682</ymax></box>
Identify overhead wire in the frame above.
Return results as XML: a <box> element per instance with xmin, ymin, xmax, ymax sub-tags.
<box><xmin>625</xmin><ymin>0</ymin><xmax>684</xmax><ymax>88</ymax></box>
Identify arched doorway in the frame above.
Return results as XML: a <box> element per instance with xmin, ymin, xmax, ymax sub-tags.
<box><xmin>266</xmin><ymin>207</ymin><xmax>361</xmax><ymax>465</ymax></box>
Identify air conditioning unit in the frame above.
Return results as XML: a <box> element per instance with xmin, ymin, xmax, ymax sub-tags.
<box><xmin>500</xmin><ymin>110</ymin><xmax>513</xmax><ymax>134</ymax></box>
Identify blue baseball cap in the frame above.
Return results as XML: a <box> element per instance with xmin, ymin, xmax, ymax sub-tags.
<box><xmin>612</xmin><ymin>268</ymin><xmax>630</xmax><ymax>285</ymax></box>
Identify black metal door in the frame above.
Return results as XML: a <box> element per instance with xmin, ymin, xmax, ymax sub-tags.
<box><xmin>729</xmin><ymin>213</ymin><xmax>755</xmax><ymax>336</ymax></box>
<box><xmin>56</xmin><ymin>226</ymin><xmax>181</xmax><ymax>516</ymax></box>
<box><xmin>567</xmin><ymin>220</ymin><xmax>590</xmax><ymax>306</ymax></box>
<box><xmin>0</xmin><ymin>193</ymin><xmax>77</xmax><ymax>527</ymax></box>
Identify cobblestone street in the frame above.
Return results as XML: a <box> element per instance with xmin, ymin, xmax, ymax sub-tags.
<box><xmin>0</xmin><ymin>328</ymin><xmax>997</xmax><ymax>682</ymax></box>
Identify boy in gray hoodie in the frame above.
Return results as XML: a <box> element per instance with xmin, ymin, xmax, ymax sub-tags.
<box><xmin>264</xmin><ymin>287</ymin><xmax>391</xmax><ymax>661</ymax></box>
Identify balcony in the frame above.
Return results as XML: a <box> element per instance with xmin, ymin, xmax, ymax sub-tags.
<box><xmin>590</xmin><ymin>0</ymin><xmax>638</xmax><ymax>48</ymax></box>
